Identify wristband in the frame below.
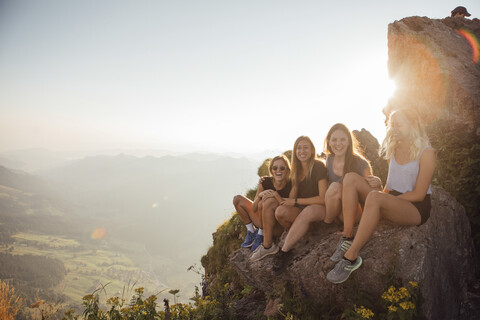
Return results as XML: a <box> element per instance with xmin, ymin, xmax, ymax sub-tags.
<box><xmin>294</xmin><ymin>198</ymin><xmax>298</xmax><ymax>207</ymax></box>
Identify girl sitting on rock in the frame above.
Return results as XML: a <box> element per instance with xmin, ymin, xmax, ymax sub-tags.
<box><xmin>270</xmin><ymin>136</ymin><xmax>328</xmax><ymax>273</ymax></box>
<box><xmin>326</xmin><ymin>108</ymin><xmax>435</xmax><ymax>284</ymax></box>
<box><xmin>234</xmin><ymin>155</ymin><xmax>292</xmax><ymax>252</ymax></box>
<box><xmin>322</xmin><ymin>123</ymin><xmax>378</xmax><ymax>262</ymax></box>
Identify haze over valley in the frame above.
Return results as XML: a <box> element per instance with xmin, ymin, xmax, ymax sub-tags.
<box><xmin>0</xmin><ymin>149</ymin><xmax>261</xmax><ymax>303</ymax></box>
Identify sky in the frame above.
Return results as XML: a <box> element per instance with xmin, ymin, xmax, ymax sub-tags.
<box><xmin>1</xmin><ymin>0</ymin><xmax>479</xmax><ymax>155</ymax></box>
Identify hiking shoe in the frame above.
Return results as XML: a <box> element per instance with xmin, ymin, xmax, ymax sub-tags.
<box><xmin>250</xmin><ymin>243</ymin><xmax>279</xmax><ymax>262</ymax></box>
<box><xmin>251</xmin><ymin>233</ymin><xmax>264</xmax><ymax>251</ymax></box>
<box><xmin>330</xmin><ymin>237</ymin><xmax>353</xmax><ymax>262</ymax></box>
<box><xmin>326</xmin><ymin>256</ymin><xmax>363</xmax><ymax>284</ymax></box>
<box><xmin>272</xmin><ymin>250</ymin><xmax>293</xmax><ymax>275</ymax></box>
<box><xmin>241</xmin><ymin>230</ymin><xmax>257</xmax><ymax>248</ymax></box>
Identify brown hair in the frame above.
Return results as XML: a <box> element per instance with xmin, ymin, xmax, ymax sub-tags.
<box><xmin>324</xmin><ymin>123</ymin><xmax>371</xmax><ymax>176</ymax></box>
<box><xmin>291</xmin><ymin>136</ymin><xmax>318</xmax><ymax>189</ymax></box>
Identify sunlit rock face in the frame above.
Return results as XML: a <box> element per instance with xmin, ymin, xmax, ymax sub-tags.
<box><xmin>230</xmin><ymin>186</ymin><xmax>475</xmax><ymax>319</ymax></box>
<box><xmin>386</xmin><ymin>16</ymin><xmax>480</xmax><ymax>133</ymax></box>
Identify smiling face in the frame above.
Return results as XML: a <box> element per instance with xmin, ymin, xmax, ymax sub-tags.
<box><xmin>295</xmin><ymin>139</ymin><xmax>314</xmax><ymax>163</ymax></box>
<box><xmin>270</xmin><ymin>159</ymin><xmax>289</xmax><ymax>182</ymax></box>
<box><xmin>329</xmin><ymin>129</ymin><xmax>349</xmax><ymax>157</ymax></box>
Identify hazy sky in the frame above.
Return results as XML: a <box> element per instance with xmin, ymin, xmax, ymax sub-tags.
<box><xmin>1</xmin><ymin>0</ymin><xmax>479</xmax><ymax>154</ymax></box>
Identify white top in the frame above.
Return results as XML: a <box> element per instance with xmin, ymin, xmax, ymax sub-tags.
<box><xmin>385</xmin><ymin>146</ymin><xmax>432</xmax><ymax>195</ymax></box>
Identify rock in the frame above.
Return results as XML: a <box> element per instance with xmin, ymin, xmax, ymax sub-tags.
<box><xmin>386</xmin><ymin>16</ymin><xmax>480</xmax><ymax>135</ymax></box>
<box><xmin>229</xmin><ymin>186</ymin><xmax>475</xmax><ymax>319</ymax></box>
<box><xmin>353</xmin><ymin>128</ymin><xmax>388</xmax><ymax>182</ymax></box>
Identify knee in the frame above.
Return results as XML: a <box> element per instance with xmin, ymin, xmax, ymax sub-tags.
<box><xmin>233</xmin><ymin>195</ymin><xmax>241</xmax><ymax>206</ymax></box>
<box><xmin>365</xmin><ymin>190</ymin><xmax>384</xmax><ymax>205</ymax></box>
<box><xmin>275</xmin><ymin>205</ymin><xmax>288</xmax><ymax>221</ymax></box>
<box><xmin>263</xmin><ymin>197</ymin><xmax>278</xmax><ymax>209</ymax></box>
<box><xmin>343</xmin><ymin>172</ymin><xmax>362</xmax><ymax>185</ymax></box>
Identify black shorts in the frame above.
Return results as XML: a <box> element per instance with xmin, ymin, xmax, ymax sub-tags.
<box><xmin>388</xmin><ymin>190</ymin><xmax>431</xmax><ymax>225</ymax></box>
<box><xmin>294</xmin><ymin>204</ymin><xmax>307</xmax><ymax>210</ymax></box>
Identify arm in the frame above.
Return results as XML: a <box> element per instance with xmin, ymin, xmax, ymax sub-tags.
<box><xmin>397</xmin><ymin>148</ymin><xmax>436</xmax><ymax>202</ymax></box>
<box><xmin>362</xmin><ymin>160</ymin><xmax>384</xmax><ymax>191</ymax></box>
<box><xmin>251</xmin><ymin>183</ymin><xmax>265</xmax><ymax>212</ymax></box>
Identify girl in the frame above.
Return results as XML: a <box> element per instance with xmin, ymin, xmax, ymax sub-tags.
<box><xmin>233</xmin><ymin>155</ymin><xmax>292</xmax><ymax>252</ymax></box>
<box><xmin>250</xmin><ymin>155</ymin><xmax>293</xmax><ymax>261</ymax></box>
<box><xmin>271</xmin><ymin>136</ymin><xmax>328</xmax><ymax>273</ymax></box>
<box><xmin>322</xmin><ymin>123</ymin><xmax>378</xmax><ymax>262</ymax></box>
<box><xmin>327</xmin><ymin>108</ymin><xmax>435</xmax><ymax>284</ymax></box>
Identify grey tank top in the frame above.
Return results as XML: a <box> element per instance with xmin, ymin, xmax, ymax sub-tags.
<box><xmin>385</xmin><ymin>146</ymin><xmax>432</xmax><ymax>194</ymax></box>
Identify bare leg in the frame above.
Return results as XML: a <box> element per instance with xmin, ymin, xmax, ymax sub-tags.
<box><xmin>275</xmin><ymin>205</ymin><xmax>302</xmax><ymax>230</ymax></box>
<box><xmin>233</xmin><ymin>195</ymin><xmax>262</xmax><ymax>228</ymax></box>
<box><xmin>342</xmin><ymin>172</ymin><xmax>374</xmax><ymax>238</ymax></box>
<box><xmin>325</xmin><ymin>182</ymin><xmax>342</xmax><ymax>223</ymax></box>
<box><xmin>261</xmin><ymin>197</ymin><xmax>282</xmax><ymax>248</ymax></box>
<box><xmin>344</xmin><ymin>191</ymin><xmax>421</xmax><ymax>260</ymax></box>
<box><xmin>282</xmin><ymin>205</ymin><xmax>326</xmax><ymax>252</ymax></box>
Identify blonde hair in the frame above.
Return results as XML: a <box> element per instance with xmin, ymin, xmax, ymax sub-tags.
<box><xmin>268</xmin><ymin>155</ymin><xmax>291</xmax><ymax>181</ymax></box>
<box><xmin>380</xmin><ymin>108</ymin><xmax>430</xmax><ymax>161</ymax></box>
<box><xmin>324</xmin><ymin>123</ymin><xmax>371</xmax><ymax>176</ymax></box>
<box><xmin>291</xmin><ymin>136</ymin><xmax>318</xmax><ymax>189</ymax></box>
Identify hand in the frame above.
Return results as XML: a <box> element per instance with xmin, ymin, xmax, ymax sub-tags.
<box><xmin>280</xmin><ymin>198</ymin><xmax>295</xmax><ymax>206</ymax></box>
<box><xmin>261</xmin><ymin>189</ymin><xmax>275</xmax><ymax>199</ymax></box>
<box><xmin>258</xmin><ymin>176</ymin><xmax>267</xmax><ymax>184</ymax></box>
<box><xmin>366</xmin><ymin>175</ymin><xmax>383</xmax><ymax>190</ymax></box>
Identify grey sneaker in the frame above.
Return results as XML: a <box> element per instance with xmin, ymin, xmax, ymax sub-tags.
<box><xmin>250</xmin><ymin>243</ymin><xmax>279</xmax><ymax>262</ymax></box>
<box><xmin>326</xmin><ymin>256</ymin><xmax>363</xmax><ymax>284</ymax></box>
<box><xmin>330</xmin><ymin>237</ymin><xmax>353</xmax><ymax>262</ymax></box>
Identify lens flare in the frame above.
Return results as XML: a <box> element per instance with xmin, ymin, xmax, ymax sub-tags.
<box><xmin>457</xmin><ymin>29</ymin><xmax>480</xmax><ymax>63</ymax></box>
<box><xmin>152</xmin><ymin>202</ymin><xmax>159</xmax><ymax>208</ymax></box>
<box><xmin>91</xmin><ymin>227</ymin><xmax>107</xmax><ymax>240</ymax></box>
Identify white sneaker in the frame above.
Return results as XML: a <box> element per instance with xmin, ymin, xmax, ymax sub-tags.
<box><xmin>250</xmin><ymin>243</ymin><xmax>279</xmax><ymax>262</ymax></box>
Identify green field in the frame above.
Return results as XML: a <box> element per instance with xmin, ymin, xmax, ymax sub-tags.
<box><xmin>2</xmin><ymin>232</ymin><xmax>161</xmax><ymax>303</ymax></box>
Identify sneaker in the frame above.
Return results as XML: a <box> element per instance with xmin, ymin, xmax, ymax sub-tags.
<box><xmin>241</xmin><ymin>230</ymin><xmax>257</xmax><ymax>248</ymax></box>
<box><xmin>330</xmin><ymin>237</ymin><xmax>353</xmax><ymax>262</ymax></box>
<box><xmin>272</xmin><ymin>250</ymin><xmax>293</xmax><ymax>275</ymax></box>
<box><xmin>250</xmin><ymin>243</ymin><xmax>279</xmax><ymax>262</ymax></box>
<box><xmin>251</xmin><ymin>233</ymin><xmax>264</xmax><ymax>251</ymax></box>
<box><xmin>326</xmin><ymin>256</ymin><xmax>363</xmax><ymax>284</ymax></box>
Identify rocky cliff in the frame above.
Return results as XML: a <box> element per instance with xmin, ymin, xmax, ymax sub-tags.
<box><xmin>230</xmin><ymin>187</ymin><xmax>475</xmax><ymax>319</ymax></box>
<box><xmin>386</xmin><ymin>16</ymin><xmax>480</xmax><ymax>130</ymax></box>
<box><xmin>226</xmin><ymin>16</ymin><xmax>480</xmax><ymax>320</ymax></box>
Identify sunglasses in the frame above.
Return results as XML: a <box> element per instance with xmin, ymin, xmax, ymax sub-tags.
<box><xmin>272</xmin><ymin>166</ymin><xmax>286</xmax><ymax>171</ymax></box>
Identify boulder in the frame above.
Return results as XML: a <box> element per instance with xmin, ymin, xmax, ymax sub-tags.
<box><xmin>229</xmin><ymin>186</ymin><xmax>476</xmax><ymax>319</ymax></box>
<box><xmin>386</xmin><ymin>16</ymin><xmax>480</xmax><ymax>135</ymax></box>
<box><xmin>353</xmin><ymin>128</ymin><xmax>388</xmax><ymax>182</ymax></box>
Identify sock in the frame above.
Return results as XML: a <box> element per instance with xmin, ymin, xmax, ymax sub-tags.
<box><xmin>343</xmin><ymin>255</ymin><xmax>357</xmax><ymax>264</ymax></box>
<box><xmin>257</xmin><ymin>229</ymin><xmax>264</xmax><ymax>236</ymax></box>
<box><xmin>245</xmin><ymin>223</ymin><xmax>255</xmax><ymax>233</ymax></box>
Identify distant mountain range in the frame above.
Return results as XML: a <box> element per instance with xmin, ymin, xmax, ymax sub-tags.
<box><xmin>0</xmin><ymin>148</ymin><xmax>281</xmax><ymax>172</ymax></box>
